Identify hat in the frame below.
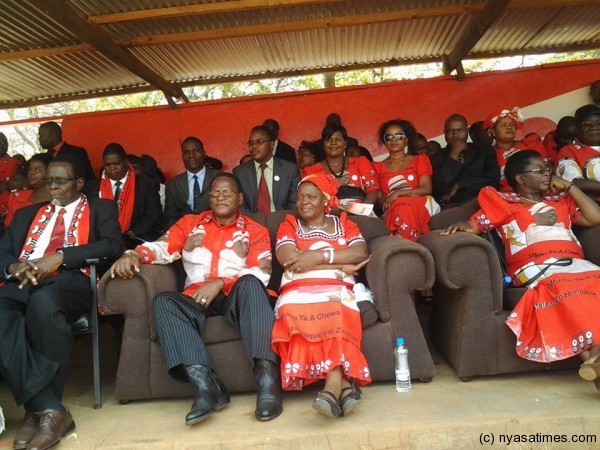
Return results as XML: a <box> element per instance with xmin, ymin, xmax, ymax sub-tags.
<box><xmin>574</xmin><ymin>104</ymin><xmax>600</xmax><ymax>125</ymax></box>
<box><xmin>299</xmin><ymin>173</ymin><xmax>340</xmax><ymax>212</ymax></box>
<box><xmin>484</xmin><ymin>107</ymin><xmax>524</xmax><ymax>130</ymax></box>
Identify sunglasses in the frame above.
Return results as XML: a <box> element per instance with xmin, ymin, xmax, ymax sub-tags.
<box><xmin>43</xmin><ymin>177</ymin><xmax>78</xmax><ymax>186</ymax></box>
<box><xmin>384</xmin><ymin>133</ymin><xmax>407</xmax><ymax>142</ymax></box>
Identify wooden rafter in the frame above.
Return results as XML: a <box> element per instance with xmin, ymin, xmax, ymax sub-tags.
<box><xmin>89</xmin><ymin>0</ymin><xmax>344</xmax><ymax>25</ymax></box>
<box><xmin>26</xmin><ymin>0</ymin><xmax>188</xmax><ymax>106</ymax></box>
<box><xmin>443</xmin><ymin>0</ymin><xmax>510</xmax><ymax>75</ymax></box>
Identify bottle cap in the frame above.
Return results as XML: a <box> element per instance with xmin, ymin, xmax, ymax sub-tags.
<box><xmin>396</xmin><ymin>337</ymin><xmax>404</xmax><ymax>346</ymax></box>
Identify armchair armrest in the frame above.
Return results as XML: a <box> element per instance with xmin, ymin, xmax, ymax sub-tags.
<box><xmin>98</xmin><ymin>264</ymin><xmax>178</xmax><ymax>339</ymax></box>
<box><xmin>418</xmin><ymin>230</ymin><xmax>504</xmax><ymax>315</ymax></box>
<box><xmin>366</xmin><ymin>235</ymin><xmax>435</xmax><ymax>322</ymax></box>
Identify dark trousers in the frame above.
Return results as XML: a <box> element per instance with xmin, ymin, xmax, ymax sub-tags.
<box><xmin>154</xmin><ymin>274</ymin><xmax>277</xmax><ymax>382</ymax></box>
<box><xmin>0</xmin><ymin>271</ymin><xmax>91</xmax><ymax>405</ymax></box>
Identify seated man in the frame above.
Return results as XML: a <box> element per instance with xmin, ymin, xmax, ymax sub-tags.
<box><xmin>233</xmin><ymin>126</ymin><xmax>299</xmax><ymax>214</ymax></box>
<box><xmin>86</xmin><ymin>143</ymin><xmax>163</xmax><ymax>246</ymax></box>
<box><xmin>0</xmin><ymin>155</ymin><xmax>123</xmax><ymax>450</ymax></box>
<box><xmin>430</xmin><ymin>114</ymin><xmax>500</xmax><ymax>207</ymax></box>
<box><xmin>164</xmin><ymin>137</ymin><xmax>221</xmax><ymax>230</ymax></box>
<box><xmin>109</xmin><ymin>173</ymin><xmax>282</xmax><ymax>425</ymax></box>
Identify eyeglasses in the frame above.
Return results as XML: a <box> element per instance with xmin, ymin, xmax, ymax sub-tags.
<box><xmin>581</xmin><ymin>119</ymin><xmax>600</xmax><ymax>128</ymax></box>
<box><xmin>247</xmin><ymin>139</ymin><xmax>272</xmax><ymax>147</ymax></box>
<box><xmin>383</xmin><ymin>133</ymin><xmax>407</xmax><ymax>142</ymax></box>
<box><xmin>520</xmin><ymin>166</ymin><xmax>552</xmax><ymax>175</ymax></box>
<box><xmin>43</xmin><ymin>177</ymin><xmax>78</xmax><ymax>185</ymax></box>
<box><xmin>208</xmin><ymin>190</ymin><xmax>238</xmax><ymax>199</ymax></box>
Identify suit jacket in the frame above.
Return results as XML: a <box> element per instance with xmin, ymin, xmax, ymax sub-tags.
<box><xmin>163</xmin><ymin>167</ymin><xmax>221</xmax><ymax>230</ymax></box>
<box><xmin>0</xmin><ymin>197</ymin><xmax>124</xmax><ymax>276</ymax></box>
<box><xmin>53</xmin><ymin>142</ymin><xmax>96</xmax><ymax>181</ymax></box>
<box><xmin>429</xmin><ymin>142</ymin><xmax>500</xmax><ymax>205</ymax></box>
<box><xmin>85</xmin><ymin>173</ymin><xmax>164</xmax><ymax>242</ymax></box>
<box><xmin>274</xmin><ymin>140</ymin><xmax>297</xmax><ymax>164</ymax></box>
<box><xmin>233</xmin><ymin>158</ymin><xmax>300</xmax><ymax>214</ymax></box>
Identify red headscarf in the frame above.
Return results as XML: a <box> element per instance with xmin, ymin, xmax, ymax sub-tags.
<box><xmin>299</xmin><ymin>174</ymin><xmax>340</xmax><ymax>213</ymax></box>
<box><xmin>484</xmin><ymin>107</ymin><xmax>524</xmax><ymax>130</ymax></box>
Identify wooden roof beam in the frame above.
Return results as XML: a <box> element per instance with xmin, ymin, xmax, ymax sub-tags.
<box><xmin>89</xmin><ymin>0</ymin><xmax>344</xmax><ymax>25</ymax></box>
<box><xmin>26</xmin><ymin>0</ymin><xmax>188</xmax><ymax>106</ymax></box>
<box><xmin>443</xmin><ymin>0</ymin><xmax>510</xmax><ymax>75</ymax></box>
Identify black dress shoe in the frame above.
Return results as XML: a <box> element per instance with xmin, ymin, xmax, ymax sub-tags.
<box><xmin>27</xmin><ymin>409</ymin><xmax>75</xmax><ymax>450</ymax></box>
<box><xmin>184</xmin><ymin>365</ymin><xmax>230</xmax><ymax>425</ymax></box>
<box><xmin>13</xmin><ymin>411</ymin><xmax>38</xmax><ymax>450</ymax></box>
<box><xmin>253</xmin><ymin>359</ymin><xmax>283</xmax><ymax>421</ymax></box>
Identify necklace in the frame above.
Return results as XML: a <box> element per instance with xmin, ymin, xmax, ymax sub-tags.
<box><xmin>303</xmin><ymin>218</ymin><xmax>328</xmax><ymax>229</ymax></box>
<box><xmin>520</xmin><ymin>196</ymin><xmax>543</xmax><ymax>205</ymax></box>
<box><xmin>326</xmin><ymin>155</ymin><xmax>345</xmax><ymax>178</ymax></box>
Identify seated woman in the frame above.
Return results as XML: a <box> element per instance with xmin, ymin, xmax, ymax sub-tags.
<box><xmin>297</xmin><ymin>140</ymin><xmax>323</xmax><ymax>170</ymax></box>
<box><xmin>485</xmin><ymin>107</ymin><xmax>553</xmax><ymax>191</ymax></box>
<box><xmin>443</xmin><ymin>150</ymin><xmax>600</xmax><ymax>390</ymax></box>
<box><xmin>302</xmin><ymin>124</ymin><xmax>378</xmax><ymax>207</ymax></box>
<box><xmin>4</xmin><ymin>153</ymin><xmax>52</xmax><ymax>225</ymax></box>
<box><xmin>272</xmin><ymin>174</ymin><xmax>371</xmax><ymax>418</ymax></box>
<box><xmin>374</xmin><ymin>119</ymin><xmax>440</xmax><ymax>241</ymax></box>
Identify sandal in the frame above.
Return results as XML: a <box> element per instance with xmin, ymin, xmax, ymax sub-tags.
<box><xmin>339</xmin><ymin>381</ymin><xmax>363</xmax><ymax>416</ymax></box>
<box><xmin>312</xmin><ymin>390</ymin><xmax>342</xmax><ymax>418</ymax></box>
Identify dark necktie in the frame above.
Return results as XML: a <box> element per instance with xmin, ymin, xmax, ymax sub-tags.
<box><xmin>257</xmin><ymin>163</ymin><xmax>272</xmax><ymax>214</ymax></box>
<box><xmin>44</xmin><ymin>207</ymin><xmax>66</xmax><ymax>256</ymax></box>
<box><xmin>193</xmin><ymin>175</ymin><xmax>201</xmax><ymax>212</ymax></box>
<box><xmin>114</xmin><ymin>180</ymin><xmax>122</xmax><ymax>203</ymax></box>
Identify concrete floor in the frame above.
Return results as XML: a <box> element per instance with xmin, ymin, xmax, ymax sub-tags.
<box><xmin>2</xmin><ymin>327</ymin><xmax>600</xmax><ymax>449</ymax></box>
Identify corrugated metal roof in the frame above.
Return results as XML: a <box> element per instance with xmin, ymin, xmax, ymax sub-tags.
<box><xmin>1</xmin><ymin>0</ymin><xmax>599</xmax><ymax>108</ymax></box>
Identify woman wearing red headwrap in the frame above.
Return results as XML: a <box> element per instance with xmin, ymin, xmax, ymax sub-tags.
<box><xmin>272</xmin><ymin>173</ymin><xmax>371</xmax><ymax>418</ymax></box>
<box><xmin>485</xmin><ymin>107</ymin><xmax>554</xmax><ymax>192</ymax></box>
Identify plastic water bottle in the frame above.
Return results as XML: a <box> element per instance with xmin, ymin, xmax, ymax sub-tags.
<box><xmin>395</xmin><ymin>337</ymin><xmax>411</xmax><ymax>392</ymax></box>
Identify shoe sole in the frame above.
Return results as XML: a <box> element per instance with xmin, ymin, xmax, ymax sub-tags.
<box><xmin>312</xmin><ymin>399</ymin><xmax>340</xmax><ymax>419</ymax></box>
<box><xmin>255</xmin><ymin>407</ymin><xmax>283</xmax><ymax>421</ymax></box>
<box><xmin>341</xmin><ymin>397</ymin><xmax>361</xmax><ymax>416</ymax></box>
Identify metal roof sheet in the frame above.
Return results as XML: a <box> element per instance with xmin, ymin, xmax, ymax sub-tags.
<box><xmin>1</xmin><ymin>0</ymin><xmax>598</xmax><ymax>108</ymax></box>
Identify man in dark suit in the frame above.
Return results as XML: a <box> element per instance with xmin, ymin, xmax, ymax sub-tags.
<box><xmin>262</xmin><ymin>119</ymin><xmax>297</xmax><ymax>164</ymax></box>
<box><xmin>233</xmin><ymin>126</ymin><xmax>300</xmax><ymax>214</ymax></box>
<box><xmin>164</xmin><ymin>137</ymin><xmax>221</xmax><ymax>230</ymax></box>
<box><xmin>0</xmin><ymin>155</ymin><xmax>123</xmax><ymax>450</ymax></box>
<box><xmin>38</xmin><ymin>122</ymin><xmax>95</xmax><ymax>181</ymax></box>
<box><xmin>85</xmin><ymin>143</ymin><xmax>163</xmax><ymax>246</ymax></box>
<box><xmin>430</xmin><ymin>114</ymin><xmax>500</xmax><ymax>207</ymax></box>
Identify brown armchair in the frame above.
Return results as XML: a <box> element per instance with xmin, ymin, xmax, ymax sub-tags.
<box><xmin>98</xmin><ymin>211</ymin><xmax>436</xmax><ymax>403</ymax></box>
<box><xmin>419</xmin><ymin>200</ymin><xmax>600</xmax><ymax>380</ymax></box>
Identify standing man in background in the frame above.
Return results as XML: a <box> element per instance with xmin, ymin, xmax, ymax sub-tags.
<box><xmin>262</xmin><ymin>119</ymin><xmax>297</xmax><ymax>164</ymax></box>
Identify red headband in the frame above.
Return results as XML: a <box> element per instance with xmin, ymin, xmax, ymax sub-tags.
<box><xmin>299</xmin><ymin>174</ymin><xmax>340</xmax><ymax>212</ymax></box>
<box><xmin>484</xmin><ymin>107</ymin><xmax>524</xmax><ymax>130</ymax></box>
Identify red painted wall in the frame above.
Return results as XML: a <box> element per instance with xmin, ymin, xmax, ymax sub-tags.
<box><xmin>60</xmin><ymin>60</ymin><xmax>600</xmax><ymax>180</ymax></box>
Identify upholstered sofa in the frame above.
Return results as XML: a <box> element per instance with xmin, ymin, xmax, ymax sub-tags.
<box><xmin>98</xmin><ymin>211</ymin><xmax>436</xmax><ymax>402</ymax></box>
<box><xmin>419</xmin><ymin>200</ymin><xmax>600</xmax><ymax>380</ymax></box>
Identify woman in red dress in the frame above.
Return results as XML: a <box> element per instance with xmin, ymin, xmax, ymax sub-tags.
<box><xmin>444</xmin><ymin>150</ymin><xmax>600</xmax><ymax>390</ymax></box>
<box><xmin>272</xmin><ymin>174</ymin><xmax>371</xmax><ymax>418</ymax></box>
<box><xmin>301</xmin><ymin>124</ymin><xmax>378</xmax><ymax>209</ymax></box>
<box><xmin>4</xmin><ymin>153</ymin><xmax>52</xmax><ymax>225</ymax></box>
<box><xmin>485</xmin><ymin>107</ymin><xmax>554</xmax><ymax>191</ymax></box>
<box><xmin>373</xmin><ymin>119</ymin><xmax>440</xmax><ymax>241</ymax></box>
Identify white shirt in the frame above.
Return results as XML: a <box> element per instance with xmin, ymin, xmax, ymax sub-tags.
<box><xmin>110</xmin><ymin>172</ymin><xmax>129</xmax><ymax>196</ymax></box>
<box><xmin>29</xmin><ymin>196</ymin><xmax>82</xmax><ymax>260</ymax></box>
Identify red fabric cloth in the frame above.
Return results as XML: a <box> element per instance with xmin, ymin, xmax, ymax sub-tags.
<box><xmin>301</xmin><ymin>156</ymin><xmax>379</xmax><ymax>195</ymax></box>
<box><xmin>470</xmin><ymin>187</ymin><xmax>600</xmax><ymax>363</ymax></box>
<box><xmin>4</xmin><ymin>190</ymin><xmax>33</xmax><ymax>225</ymax></box>
<box><xmin>374</xmin><ymin>154</ymin><xmax>437</xmax><ymax>241</ymax></box>
<box><xmin>298</xmin><ymin>173</ymin><xmax>341</xmax><ymax>212</ymax></box>
<box><xmin>272</xmin><ymin>214</ymin><xmax>371</xmax><ymax>390</ymax></box>
<box><xmin>494</xmin><ymin>133</ymin><xmax>553</xmax><ymax>192</ymax></box>
<box><xmin>257</xmin><ymin>163</ymin><xmax>272</xmax><ymax>214</ymax></box>
<box><xmin>99</xmin><ymin>167</ymin><xmax>135</xmax><ymax>232</ymax></box>
<box><xmin>557</xmin><ymin>142</ymin><xmax>600</xmax><ymax>201</ymax></box>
